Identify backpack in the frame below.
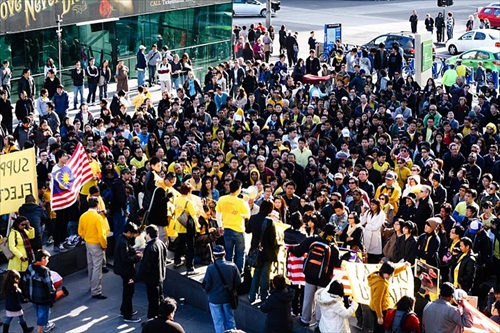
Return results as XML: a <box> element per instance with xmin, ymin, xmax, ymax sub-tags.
<box><xmin>303</xmin><ymin>241</ymin><xmax>331</xmax><ymax>280</ymax></box>
<box><xmin>391</xmin><ymin>310</ymin><xmax>411</xmax><ymax>333</ymax></box>
<box><xmin>0</xmin><ymin>233</ymin><xmax>15</xmax><ymax>260</ymax></box>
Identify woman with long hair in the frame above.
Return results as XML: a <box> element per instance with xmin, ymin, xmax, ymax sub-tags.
<box><xmin>7</xmin><ymin>216</ymin><xmax>35</xmax><ymax>275</ymax></box>
<box><xmin>272</xmin><ymin>196</ymin><xmax>289</xmax><ymax>224</ymax></box>
<box><xmin>382</xmin><ymin>219</ymin><xmax>404</xmax><ymax>262</ymax></box>
<box><xmin>2</xmin><ymin>269</ymin><xmax>34</xmax><ymax>332</ymax></box>
<box><xmin>379</xmin><ymin>193</ymin><xmax>394</xmax><ymax>226</ymax></box>
<box><xmin>394</xmin><ymin>221</ymin><xmax>418</xmax><ymax>264</ymax></box>
<box><xmin>145</xmin><ymin>133</ymin><xmax>160</xmax><ymax>159</ymax></box>
<box><xmin>340</xmin><ymin>212</ymin><xmax>364</xmax><ymax>251</ymax></box>
<box><xmin>361</xmin><ymin>199</ymin><xmax>386</xmax><ymax>263</ymax></box>
<box><xmin>246</xmin><ymin>200</ymin><xmax>279</xmax><ymax>303</ymax></box>
<box><xmin>99</xmin><ymin>59</ymin><xmax>111</xmax><ymax>100</ymax></box>
<box><xmin>174</xmin><ymin>183</ymin><xmax>199</xmax><ymax>275</ymax></box>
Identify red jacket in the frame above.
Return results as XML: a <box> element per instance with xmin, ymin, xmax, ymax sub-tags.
<box><xmin>384</xmin><ymin>309</ymin><xmax>421</xmax><ymax>333</ymax></box>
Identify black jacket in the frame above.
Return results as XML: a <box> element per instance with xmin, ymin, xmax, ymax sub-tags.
<box><xmin>147</xmin><ymin>186</ymin><xmax>170</xmax><ymax>227</ymax></box>
<box><xmin>260</xmin><ymin>287</ymin><xmax>295</xmax><ymax>333</ymax></box>
<box><xmin>394</xmin><ymin>235</ymin><xmax>417</xmax><ymax>264</ymax></box>
<box><xmin>415</xmin><ymin>232</ymin><xmax>441</xmax><ymax>267</ymax></box>
<box><xmin>414</xmin><ymin>197</ymin><xmax>434</xmax><ymax>233</ymax></box>
<box><xmin>246</xmin><ymin>215</ymin><xmax>278</xmax><ymax>263</ymax></box>
<box><xmin>114</xmin><ymin>234</ymin><xmax>141</xmax><ymax>278</ymax></box>
<box><xmin>18</xmin><ymin>202</ymin><xmax>47</xmax><ymax>251</ymax></box>
<box><xmin>451</xmin><ymin>252</ymin><xmax>476</xmax><ymax>293</ymax></box>
<box><xmin>290</xmin><ymin>236</ymin><xmax>340</xmax><ymax>287</ymax></box>
<box><xmin>431</xmin><ymin>184</ymin><xmax>447</xmax><ymax>215</ymax></box>
<box><xmin>139</xmin><ymin>238</ymin><xmax>168</xmax><ymax>285</ymax></box>
<box><xmin>111</xmin><ymin>178</ymin><xmax>127</xmax><ymax>213</ymax></box>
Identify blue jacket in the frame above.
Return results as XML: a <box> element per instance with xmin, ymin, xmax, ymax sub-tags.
<box><xmin>52</xmin><ymin>91</ymin><xmax>69</xmax><ymax>116</ymax></box>
<box><xmin>136</xmin><ymin>51</ymin><xmax>147</xmax><ymax>70</ymax></box>
<box><xmin>202</xmin><ymin>258</ymin><xmax>241</xmax><ymax>304</ymax></box>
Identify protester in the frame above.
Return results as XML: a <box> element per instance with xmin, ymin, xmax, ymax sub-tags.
<box><xmin>141</xmin><ymin>297</ymin><xmax>185</xmax><ymax>333</ymax></box>
<box><xmin>7</xmin><ymin>216</ymin><xmax>36</xmax><ymax>277</ymax></box>
<box><xmin>2</xmin><ymin>269</ymin><xmax>35</xmax><ymax>333</ymax></box>
<box><xmin>202</xmin><ymin>245</ymin><xmax>242</xmax><ymax>333</ymax></box>
<box><xmin>315</xmin><ymin>279</ymin><xmax>358</xmax><ymax>333</ymax></box>
<box><xmin>260</xmin><ymin>274</ymin><xmax>294</xmax><ymax>333</ymax></box>
<box><xmin>23</xmin><ymin>249</ymin><xmax>56</xmax><ymax>333</ymax></box>
<box><xmin>138</xmin><ymin>225</ymin><xmax>168</xmax><ymax>319</ymax></box>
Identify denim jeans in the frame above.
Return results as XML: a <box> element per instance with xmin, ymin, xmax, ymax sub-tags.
<box><xmin>99</xmin><ymin>83</ymin><xmax>108</xmax><ymax>100</ymax></box>
<box><xmin>209</xmin><ymin>302</ymin><xmax>236</xmax><ymax>333</ymax></box>
<box><xmin>248</xmin><ymin>261</ymin><xmax>271</xmax><ymax>302</ymax></box>
<box><xmin>87</xmin><ymin>83</ymin><xmax>97</xmax><ymax>103</ymax></box>
<box><xmin>137</xmin><ymin>69</ymin><xmax>146</xmax><ymax>87</ymax></box>
<box><xmin>224</xmin><ymin>228</ymin><xmax>245</xmax><ymax>273</ymax></box>
<box><xmin>172</xmin><ymin>76</ymin><xmax>181</xmax><ymax>91</ymax></box>
<box><xmin>148</xmin><ymin>65</ymin><xmax>156</xmax><ymax>85</ymax></box>
<box><xmin>113</xmin><ymin>211</ymin><xmax>126</xmax><ymax>238</ymax></box>
<box><xmin>67</xmin><ymin>221</ymin><xmax>78</xmax><ymax>236</ymax></box>
<box><xmin>73</xmin><ymin>85</ymin><xmax>84</xmax><ymax>108</ymax></box>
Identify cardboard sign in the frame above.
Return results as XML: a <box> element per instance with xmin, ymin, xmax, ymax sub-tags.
<box><xmin>0</xmin><ymin>148</ymin><xmax>38</xmax><ymax>214</ymax></box>
<box><xmin>415</xmin><ymin>259</ymin><xmax>440</xmax><ymax>300</ymax></box>
<box><xmin>342</xmin><ymin>261</ymin><xmax>414</xmax><ymax>305</ymax></box>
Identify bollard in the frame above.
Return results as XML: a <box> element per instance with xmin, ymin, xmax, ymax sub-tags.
<box><xmin>492</xmin><ymin>71</ymin><xmax>499</xmax><ymax>89</ymax></box>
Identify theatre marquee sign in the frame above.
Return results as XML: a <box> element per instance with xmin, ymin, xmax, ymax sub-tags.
<box><xmin>0</xmin><ymin>0</ymin><xmax>230</xmax><ymax>33</ymax></box>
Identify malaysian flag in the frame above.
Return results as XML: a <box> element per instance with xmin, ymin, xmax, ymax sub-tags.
<box><xmin>51</xmin><ymin>143</ymin><xmax>93</xmax><ymax>211</ymax></box>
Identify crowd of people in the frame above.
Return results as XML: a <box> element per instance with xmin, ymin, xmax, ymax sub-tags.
<box><xmin>0</xmin><ymin>16</ymin><xmax>499</xmax><ymax>333</ymax></box>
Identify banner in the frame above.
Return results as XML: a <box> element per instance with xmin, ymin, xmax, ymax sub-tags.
<box><xmin>343</xmin><ymin>261</ymin><xmax>414</xmax><ymax>305</ymax></box>
<box><xmin>51</xmin><ymin>143</ymin><xmax>93</xmax><ymax>211</ymax></box>
<box><xmin>463</xmin><ymin>299</ymin><xmax>500</xmax><ymax>333</ymax></box>
<box><xmin>415</xmin><ymin>259</ymin><xmax>439</xmax><ymax>300</ymax></box>
<box><xmin>0</xmin><ymin>148</ymin><xmax>37</xmax><ymax>215</ymax></box>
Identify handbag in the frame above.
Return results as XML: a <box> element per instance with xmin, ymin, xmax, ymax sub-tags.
<box><xmin>214</xmin><ymin>262</ymin><xmax>239</xmax><ymax>309</ymax></box>
<box><xmin>247</xmin><ymin>219</ymin><xmax>269</xmax><ymax>268</ymax></box>
<box><xmin>177</xmin><ymin>201</ymin><xmax>189</xmax><ymax>228</ymax></box>
<box><xmin>0</xmin><ymin>233</ymin><xmax>14</xmax><ymax>260</ymax></box>
<box><xmin>98</xmin><ymin>75</ymin><xmax>106</xmax><ymax>86</ymax></box>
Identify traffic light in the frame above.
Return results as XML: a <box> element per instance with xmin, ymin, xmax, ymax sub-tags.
<box><xmin>438</xmin><ymin>0</ymin><xmax>453</xmax><ymax>6</ymax></box>
<box><xmin>446</xmin><ymin>0</ymin><xmax>453</xmax><ymax>5</ymax></box>
<box><xmin>437</xmin><ymin>0</ymin><xmax>444</xmax><ymax>7</ymax></box>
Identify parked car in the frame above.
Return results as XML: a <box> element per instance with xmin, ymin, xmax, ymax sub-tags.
<box><xmin>446</xmin><ymin>47</ymin><xmax>500</xmax><ymax>71</ymax></box>
<box><xmin>478</xmin><ymin>4</ymin><xmax>500</xmax><ymax>28</ymax></box>
<box><xmin>363</xmin><ymin>32</ymin><xmax>435</xmax><ymax>60</ymax></box>
<box><xmin>446</xmin><ymin>29</ymin><xmax>500</xmax><ymax>55</ymax></box>
<box><xmin>233</xmin><ymin>0</ymin><xmax>280</xmax><ymax>17</ymax></box>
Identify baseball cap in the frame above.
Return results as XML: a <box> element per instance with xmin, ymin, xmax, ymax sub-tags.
<box><xmin>334</xmin><ymin>173</ymin><xmax>344</xmax><ymax>179</ymax></box>
<box><xmin>213</xmin><ymin>245</ymin><xmax>225</xmax><ymax>256</ymax></box>
<box><xmin>385</xmin><ymin>173</ymin><xmax>395</xmax><ymax>180</ymax></box>
<box><xmin>342</xmin><ymin>128</ymin><xmax>350</xmax><ymax>137</ymax></box>
<box><xmin>469</xmin><ymin>220</ymin><xmax>482</xmax><ymax>234</ymax></box>
<box><xmin>256</xmin><ymin>155</ymin><xmax>266</xmax><ymax>162</ymax></box>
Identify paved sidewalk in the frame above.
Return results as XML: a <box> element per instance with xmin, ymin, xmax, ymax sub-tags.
<box><xmin>0</xmin><ymin>269</ymin><xmax>216</xmax><ymax>333</ymax></box>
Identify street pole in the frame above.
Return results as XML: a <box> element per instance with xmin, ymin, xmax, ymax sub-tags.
<box><xmin>56</xmin><ymin>15</ymin><xmax>63</xmax><ymax>73</ymax></box>
<box><xmin>266</xmin><ymin>0</ymin><xmax>271</xmax><ymax>28</ymax></box>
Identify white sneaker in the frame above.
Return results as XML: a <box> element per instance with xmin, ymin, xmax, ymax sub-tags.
<box><xmin>44</xmin><ymin>322</ymin><xmax>55</xmax><ymax>332</ymax></box>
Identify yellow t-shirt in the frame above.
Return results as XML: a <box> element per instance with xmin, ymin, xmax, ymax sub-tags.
<box><xmin>174</xmin><ymin>196</ymin><xmax>199</xmax><ymax>234</ymax></box>
<box><xmin>215</xmin><ymin>195</ymin><xmax>250</xmax><ymax>233</ymax></box>
<box><xmin>373</xmin><ymin>161</ymin><xmax>390</xmax><ymax>173</ymax></box>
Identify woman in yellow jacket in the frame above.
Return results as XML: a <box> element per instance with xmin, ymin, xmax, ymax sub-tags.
<box><xmin>173</xmin><ymin>182</ymin><xmax>199</xmax><ymax>275</ymax></box>
<box><xmin>8</xmin><ymin>216</ymin><xmax>35</xmax><ymax>273</ymax></box>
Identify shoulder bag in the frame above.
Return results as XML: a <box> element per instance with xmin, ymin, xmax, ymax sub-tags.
<box><xmin>0</xmin><ymin>232</ymin><xmax>15</xmax><ymax>260</ymax></box>
<box><xmin>214</xmin><ymin>262</ymin><xmax>239</xmax><ymax>309</ymax></box>
<box><xmin>247</xmin><ymin>219</ymin><xmax>268</xmax><ymax>268</ymax></box>
<box><xmin>177</xmin><ymin>201</ymin><xmax>189</xmax><ymax>228</ymax></box>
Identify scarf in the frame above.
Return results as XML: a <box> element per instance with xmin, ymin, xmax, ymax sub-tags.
<box><xmin>18</xmin><ymin>229</ymin><xmax>34</xmax><ymax>263</ymax></box>
<box><xmin>347</xmin><ymin>224</ymin><xmax>359</xmax><ymax>237</ymax></box>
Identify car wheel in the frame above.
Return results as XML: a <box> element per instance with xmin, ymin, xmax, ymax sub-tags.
<box><xmin>260</xmin><ymin>9</ymin><xmax>267</xmax><ymax>18</ymax></box>
<box><xmin>448</xmin><ymin>44</ymin><xmax>458</xmax><ymax>55</ymax></box>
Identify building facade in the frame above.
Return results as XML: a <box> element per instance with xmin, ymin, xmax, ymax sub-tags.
<box><xmin>0</xmin><ymin>0</ymin><xmax>232</xmax><ymax>90</ymax></box>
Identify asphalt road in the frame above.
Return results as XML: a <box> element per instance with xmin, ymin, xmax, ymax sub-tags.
<box><xmin>234</xmin><ymin>0</ymin><xmax>489</xmax><ymax>59</ymax></box>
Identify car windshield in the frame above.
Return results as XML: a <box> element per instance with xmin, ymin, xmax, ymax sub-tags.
<box><xmin>494</xmin><ymin>52</ymin><xmax>500</xmax><ymax>60</ymax></box>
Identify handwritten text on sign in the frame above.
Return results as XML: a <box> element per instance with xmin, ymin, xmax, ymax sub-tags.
<box><xmin>342</xmin><ymin>261</ymin><xmax>414</xmax><ymax>305</ymax></box>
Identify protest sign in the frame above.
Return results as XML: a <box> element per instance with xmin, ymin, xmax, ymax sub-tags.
<box><xmin>415</xmin><ymin>259</ymin><xmax>440</xmax><ymax>300</ymax></box>
<box><xmin>343</xmin><ymin>261</ymin><xmax>414</xmax><ymax>305</ymax></box>
<box><xmin>0</xmin><ymin>148</ymin><xmax>37</xmax><ymax>214</ymax></box>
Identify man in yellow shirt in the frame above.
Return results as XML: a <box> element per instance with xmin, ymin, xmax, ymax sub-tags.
<box><xmin>375</xmin><ymin>172</ymin><xmax>402</xmax><ymax>214</ymax></box>
<box><xmin>78</xmin><ymin>197</ymin><xmax>108</xmax><ymax>299</ymax></box>
<box><xmin>215</xmin><ymin>179</ymin><xmax>250</xmax><ymax>273</ymax></box>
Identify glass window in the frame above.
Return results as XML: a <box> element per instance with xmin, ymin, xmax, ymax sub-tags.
<box><xmin>459</xmin><ymin>32</ymin><xmax>474</xmax><ymax>40</ymax></box>
<box><xmin>476</xmin><ymin>51</ymin><xmax>490</xmax><ymax>60</ymax></box>
<box><xmin>461</xmin><ymin>51</ymin><xmax>477</xmax><ymax>60</ymax></box>
<box><xmin>474</xmin><ymin>32</ymin><xmax>486</xmax><ymax>40</ymax></box>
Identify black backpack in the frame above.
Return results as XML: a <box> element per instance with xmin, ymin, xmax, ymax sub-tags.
<box><xmin>303</xmin><ymin>241</ymin><xmax>331</xmax><ymax>280</ymax></box>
